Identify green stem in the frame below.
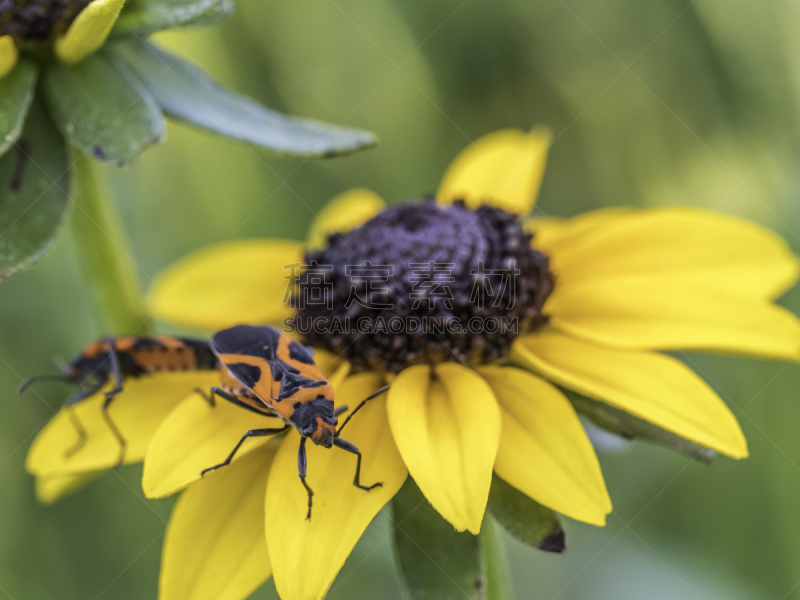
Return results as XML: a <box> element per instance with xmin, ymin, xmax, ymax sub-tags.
<box><xmin>481</xmin><ymin>513</ymin><xmax>515</xmax><ymax>600</ymax></box>
<box><xmin>69</xmin><ymin>148</ymin><xmax>151</xmax><ymax>335</ymax></box>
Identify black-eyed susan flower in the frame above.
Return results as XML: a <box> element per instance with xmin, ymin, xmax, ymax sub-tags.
<box><xmin>0</xmin><ymin>0</ymin><xmax>376</xmax><ymax>283</ymax></box>
<box><xmin>27</xmin><ymin>128</ymin><xmax>800</xmax><ymax>600</ymax></box>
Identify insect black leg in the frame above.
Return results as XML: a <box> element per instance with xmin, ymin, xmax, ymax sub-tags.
<box><xmin>102</xmin><ymin>394</ymin><xmax>127</xmax><ymax>468</ymax></box>
<box><xmin>193</xmin><ymin>387</ymin><xmax>216</xmax><ymax>407</ymax></box>
<box><xmin>104</xmin><ymin>338</ymin><xmax>124</xmax><ymax>401</ymax></box>
<box><xmin>298</xmin><ymin>437</ymin><xmax>314</xmax><ymax>520</ymax></box>
<box><xmin>61</xmin><ymin>379</ymin><xmax>105</xmax><ymax>458</ymax></box>
<box><xmin>96</xmin><ymin>340</ymin><xmax>128</xmax><ymax>467</ymax></box>
<box><xmin>210</xmin><ymin>387</ymin><xmax>241</xmax><ymax>404</ymax></box>
<box><xmin>201</xmin><ymin>426</ymin><xmax>289</xmax><ymax>477</ymax></box>
<box><xmin>335</xmin><ymin>386</ymin><xmax>390</xmax><ymax>436</ymax></box>
<box><xmin>333</xmin><ymin>437</ymin><xmax>382</xmax><ymax>492</ymax></box>
<box><xmin>333</xmin><ymin>405</ymin><xmax>348</xmax><ymax>417</ymax></box>
<box><xmin>63</xmin><ymin>407</ymin><xmax>89</xmax><ymax>458</ymax></box>
<box><xmin>18</xmin><ymin>373</ymin><xmax>71</xmax><ymax>394</ymax></box>
<box><xmin>206</xmin><ymin>387</ymin><xmax>280</xmax><ymax>418</ymax></box>
<box><xmin>97</xmin><ymin>341</ymin><xmax>128</xmax><ymax>466</ymax></box>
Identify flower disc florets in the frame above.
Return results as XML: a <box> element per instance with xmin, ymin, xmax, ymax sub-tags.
<box><xmin>295</xmin><ymin>200</ymin><xmax>554</xmax><ymax>372</ymax></box>
<box><xmin>0</xmin><ymin>0</ymin><xmax>90</xmax><ymax>41</ymax></box>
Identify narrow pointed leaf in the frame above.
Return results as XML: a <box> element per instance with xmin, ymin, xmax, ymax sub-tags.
<box><xmin>391</xmin><ymin>478</ymin><xmax>485</xmax><ymax>600</ymax></box>
<box><xmin>44</xmin><ymin>52</ymin><xmax>165</xmax><ymax>166</ymax></box>
<box><xmin>487</xmin><ymin>474</ymin><xmax>564</xmax><ymax>553</ymax></box>
<box><xmin>0</xmin><ymin>60</ymin><xmax>37</xmax><ymax>157</ymax></box>
<box><xmin>113</xmin><ymin>40</ymin><xmax>378</xmax><ymax>158</ymax></box>
<box><xmin>563</xmin><ymin>389</ymin><xmax>715</xmax><ymax>463</ymax></box>
<box><xmin>112</xmin><ymin>0</ymin><xmax>233</xmax><ymax>38</ymax></box>
<box><xmin>0</xmin><ymin>99</ymin><xmax>70</xmax><ymax>281</ymax></box>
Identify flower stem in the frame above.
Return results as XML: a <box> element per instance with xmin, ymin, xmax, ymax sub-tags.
<box><xmin>481</xmin><ymin>513</ymin><xmax>515</xmax><ymax>600</ymax></box>
<box><xmin>69</xmin><ymin>148</ymin><xmax>151</xmax><ymax>335</ymax></box>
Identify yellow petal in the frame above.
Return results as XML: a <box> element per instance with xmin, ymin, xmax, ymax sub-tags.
<box><xmin>55</xmin><ymin>0</ymin><xmax>125</xmax><ymax>64</ymax></box>
<box><xmin>511</xmin><ymin>330</ymin><xmax>747</xmax><ymax>458</ymax></box>
<box><xmin>306</xmin><ymin>189</ymin><xmax>385</xmax><ymax>250</ymax></box>
<box><xmin>35</xmin><ymin>471</ymin><xmax>101</xmax><ymax>504</ymax></box>
<box><xmin>437</xmin><ymin>127</ymin><xmax>551</xmax><ymax>215</ymax></box>
<box><xmin>548</xmin><ymin>280</ymin><xmax>800</xmax><ymax>358</ymax></box>
<box><xmin>143</xmin><ymin>392</ymin><xmax>283</xmax><ymax>498</ymax></box>
<box><xmin>530</xmin><ymin>207</ymin><xmax>799</xmax><ymax>300</ymax></box>
<box><xmin>148</xmin><ymin>240</ymin><xmax>303</xmax><ymax>331</ymax></box>
<box><xmin>525</xmin><ymin>208</ymin><xmax>635</xmax><ymax>250</ymax></box>
<box><xmin>0</xmin><ymin>35</ymin><xmax>18</xmax><ymax>79</ymax></box>
<box><xmin>478</xmin><ymin>366</ymin><xmax>611</xmax><ymax>526</ymax></box>
<box><xmin>387</xmin><ymin>363</ymin><xmax>501</xmax><ymax>533</ymax></box>
<box><xmin>266</xmin><ymin>373</ymin><xmax>406</xmax><ymax>600</ymax></box>
<box><xmin>26</xmin><ymin>372</ymin><xmax>218</xmax><ymax>477</ymax></box>
<box><xmin>160</xmin><ymin>444</ymin><xmax>276</xmax><ymax>600</ymax></box>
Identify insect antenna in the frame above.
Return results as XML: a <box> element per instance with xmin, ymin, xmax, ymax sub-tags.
<box><xmin>18</xmin><ymin>373</ymin><xmax>72</xmax><ymax>394</ymax></box>
<box><xmin>336</xmin><ymin>386</ymin><xmax>390</xmax><ymax>437</ymax></box>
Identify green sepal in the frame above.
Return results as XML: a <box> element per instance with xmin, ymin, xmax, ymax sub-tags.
<box><xmin>0</xmin><ymin>98</ymin><xmax>70</xmax><ymax>281</ymax></box>
<box><xmin>563</xmin><ymin>389</ymin><xmax>715</xmax><ymax>463</ymax></box>
<box><xmin>391</xmin><ymin>478</ymin><xmax>485</xmax><ymax>600</ymax></box>
<box><xmin>111</xmin><ymin>0</ymin><xmax>233</xmax><ymax>38</ymax></box>
<box><xmin>43</xmin><ymin>52</ymin><xmax>165</xmax><ymax>167</ymax></box>
<box><xmin>112</xmin><ymin>40</ymin><xmax>378</xmax><ymax>158</ymax></box>
<box><xmin>487</xmin><ymin>474</ymin><xmax>565</xmax><ymax>553</ymax></box>
<box><xmin>0</xmin><ymin>60</ymin><xmax>38</xmax><ymax>158</ymax></box>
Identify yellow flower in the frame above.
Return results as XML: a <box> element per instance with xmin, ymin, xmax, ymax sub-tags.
<box><xmin>28</xmin><ymin>128</ymin><xmax>800</xmax><ymax>600</ymax></box>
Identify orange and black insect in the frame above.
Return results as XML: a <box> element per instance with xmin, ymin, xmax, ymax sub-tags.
<box><xmin>20</xmin><ymin>336</ymin><xmax>219</xmax><ymax>464</ymax></box>
<box><xmin>199</xmin><ymin>324</ymin><xmax>388</xmax><ymax>519</ymax></box>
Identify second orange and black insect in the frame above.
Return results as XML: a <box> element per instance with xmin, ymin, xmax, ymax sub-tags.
<box><xmin>20</xmin><ymin>336</ymin><xmax>219</xmax><ymax>465</ymax></box>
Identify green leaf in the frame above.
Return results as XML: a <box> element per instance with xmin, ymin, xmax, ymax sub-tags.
<box><xmin>0</xmin><ymin>60</ymin><xmax>38</xmax><ymax>158</ymax></box>
<box><xmin>391</xmin><ymin>478</ymin><xmax>485</xmax><ymax>600</ymax></box>
<box><xmin>112</xmin><ymin>40</ymin><xmax>378</xmax><ymax>158</ymax></box>
<box><xmin>487</xmin><ymin>474</ymin><xmax>565</xmax><ymax>553</ymax></box>
<box><xmin>563</xmin><ymin>388</ymin><xmax>716</xmax><ymax>464</ymax></box>
<box><xmin>0</xmin><ymin>99</ymin><xmax>70</xmax><ymax>281</ymax></box>
<box><xmin>43</xmin><ymin>52</ymin><xmax>165</xmax><ymax>167</ymax></box>
<box><xmin>111</xmin><ymin>0</ymin><xmax>233</xmax><ymax>38</ymax></box>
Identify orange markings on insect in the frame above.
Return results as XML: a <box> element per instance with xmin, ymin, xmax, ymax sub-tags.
<box><xmin>201</xmin><ymin>325</ymin><xmax>388</xmax><ymax>519</ymax></box>
<box><xmin>20</xmin><ymin>336</ymin><xmax>220</xmax><ymax>466</ymax></box>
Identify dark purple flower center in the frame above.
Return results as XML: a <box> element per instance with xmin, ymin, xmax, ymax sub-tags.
<box><xmin>294</xmin><ymin>200</ymin><xmax>554</xmax><ymax>373</ymax></box>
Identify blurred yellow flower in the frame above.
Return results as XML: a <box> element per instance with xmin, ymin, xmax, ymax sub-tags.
<box><xmin>54</xmin><ymin>0</ymin><xmax>125</xmax><ymax>64</ymax></box>
<box><xmin>0</xmin><ymin>35</ymin><xmax>18</xmax><ymax>78</ymax></box>
<box><xmin>0</xmin><ymin>0</ymin><xmax>123</xmax><ymax>79</ymax></box>
<box><xmin>27</xmin><ymin>128</ymin><xmax>800</xmax><ymax>600</ymax></box>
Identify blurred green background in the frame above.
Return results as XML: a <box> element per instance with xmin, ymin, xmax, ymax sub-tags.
<box><xmin>3</xmin><ymin>0</ymin><xmax>800</xmax><ymax>598</ymax></box>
